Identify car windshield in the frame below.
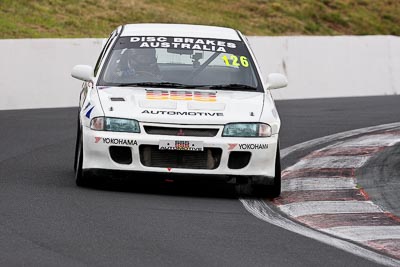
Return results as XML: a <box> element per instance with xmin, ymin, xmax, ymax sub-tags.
<box><xmin>98</xmin><ymin>36</ymin><xmax>262</xmax><ymax>91</ymax></box>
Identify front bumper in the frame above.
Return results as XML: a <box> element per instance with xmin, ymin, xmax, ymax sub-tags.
<box><xmin>82</xmin><ymin>124</ymin><xmax>278</xmax><ymax>177</ymax></box>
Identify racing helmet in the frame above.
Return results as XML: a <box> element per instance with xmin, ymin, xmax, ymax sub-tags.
<box><xmin>127</xmin><ymin>48</ymin><xmax>158</xmax><ymax>72</ymax></box>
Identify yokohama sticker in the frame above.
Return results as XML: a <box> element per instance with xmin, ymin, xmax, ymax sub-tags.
<box><xmin>228</xmin><ymin>143</ymin><xmax>268</xmax><ymax>150</ymax></box>
<box><xmin>95</xmin><ymin>137</ymin><xmax>138</xmax><ymax>146</ymax></box>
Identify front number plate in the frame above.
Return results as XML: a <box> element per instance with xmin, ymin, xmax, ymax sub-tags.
<box><xmin>159</xmin><ymin>140</ymin><xmax>204</xmax><ymax>151</ymax></box>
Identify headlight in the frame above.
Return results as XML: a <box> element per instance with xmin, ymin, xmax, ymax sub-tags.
<box><xmin>222</xmin><ymin>123</ymin><xmax>272</xmax><ymax>137</ymax></box>
<box><xmin>90</xmin><ymin>117</ymin><xmax>140</xmax><ymax>133</ymax></box>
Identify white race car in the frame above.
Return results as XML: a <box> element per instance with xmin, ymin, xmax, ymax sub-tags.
<box><xmin>72</xmin><ymin>24</ymin><xmax>287</xmax><ymax>196</ymax></box>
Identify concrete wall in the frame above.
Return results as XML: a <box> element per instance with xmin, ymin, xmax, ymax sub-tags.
<box><xmin>0</xmin><ymin>39</ymin><xmax>102</xmax><ymax>110</ymax></box>
<box><xmin>250</xmin><ymin>36</ymin><xmax>400</xmax><ymax>100</ymax></box>
<box><xmin>0</xmin><ymin>36</ymin><xmax>399</xmax><ymax>110</ymax></box>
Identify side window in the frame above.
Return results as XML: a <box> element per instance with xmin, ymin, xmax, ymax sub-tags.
<box><xmin>94</xmin><ymin>34</ymin><xmax>116</xmax><ymax>76</ymax></box>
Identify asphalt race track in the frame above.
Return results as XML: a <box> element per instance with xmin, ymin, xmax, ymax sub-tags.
<box><xmin>1</xmin><ymin>95</ymin><xmax>400</xmax><ymax>266</ymax></box>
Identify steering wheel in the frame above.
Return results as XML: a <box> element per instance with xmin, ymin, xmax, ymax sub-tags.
<box><xmin>134</xmin><ymin>71</ymin><xmax>158</xmax><ymax>78</ymax></box>
<box><xmin>133</xmin><ymin>71</ymin><xmax>163</xmax><ymax>82</ymax></box>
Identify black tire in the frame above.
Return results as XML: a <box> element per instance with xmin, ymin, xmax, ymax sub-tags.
<box><xmin>270</xmin><ymin>145</ymin><xmax>282</xmax><ymax>198</ymax></box>
<box><xmin>236</xmin><ymin>182</ymin><xmax>253</xmax><ymax>197</ymax></box>
<box><xmin>75</xmin><ymin>134</ymin><xmax>91</xmax><ymax>187</ymax></box>
<box><xmin>73</xmin><ymin>115</ymin><xmax>81</xmax><ymax>172</ymax></box>
<box><xmin>252</xmin><ymin>145</ymin><xmax>281</xmax><ymax>198</ymax></box>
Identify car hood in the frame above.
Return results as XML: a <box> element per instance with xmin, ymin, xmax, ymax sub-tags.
<box><xmin>96</xmin><ymin>86</ymin><xmax>267</xmax><ymax>125</ymax></box>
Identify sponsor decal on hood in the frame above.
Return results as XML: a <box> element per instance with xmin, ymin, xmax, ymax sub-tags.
<box><xmin>146</xmin><ymin>90</ymin><xmax>216</xmax><ymax>102</ymax></box>
<box><xmin>96</xmin><ymin>88</ymin><xmax>271</xmax><ymax>125</ymax></box>
<box><xmin>142</xmin><ymin>110</ymin><xmax>223</xmax><ymax>116</ymax></box>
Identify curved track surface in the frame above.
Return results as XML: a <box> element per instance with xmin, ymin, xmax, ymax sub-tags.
<box><xmin>358</xmin><ymin>143</ymin><xmax>400</xmax><ymax>216</ymax></box>
<box><xmin>1</xmin><ymin>95</ymin><xmax>400</xmax><ymax>266</ymax></box>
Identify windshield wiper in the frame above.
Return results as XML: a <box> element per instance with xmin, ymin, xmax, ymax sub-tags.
<box><xmin>208</xmin><ymin>84</ymin><xmax>257</xmax><ymax>90</ymax></box>
<box><xmin>117</xmin><ymin>82</ymin><xmax>203</xmax><ymax>89</ymax></box>
<box><xmin>114</xmin><ymin>82</ymin><xmax>256</xmax><ymax>90</ymax></box>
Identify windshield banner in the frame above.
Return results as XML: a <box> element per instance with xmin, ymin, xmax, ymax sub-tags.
<box><xmin>116</xmin><ymin>36</ymin><xmax>239</xmax><ymax>53</ymax></box>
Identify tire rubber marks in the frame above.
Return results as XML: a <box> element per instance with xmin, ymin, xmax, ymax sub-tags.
<box><xmin>282</xmin><ymin>177</ymin><xmax>357</xmax><ymax>192</ymax></box>
<box><xmin>279</xmin><ymin>201</ymin><xmax>383</xmax><ymax>217</ymax></box>
<box><xmin>286</xmin><ymin>156</ymin><xmax>370</xmax><ymax>170</ymax></box>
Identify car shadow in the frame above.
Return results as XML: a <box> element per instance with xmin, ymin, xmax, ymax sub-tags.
<box><xmin>81</xmin><ymin>172</ymin><xmax>240</xmax><ymax>199</ymax></box>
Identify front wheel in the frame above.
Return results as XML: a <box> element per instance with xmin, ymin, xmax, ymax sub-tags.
<box><xmin>73</xmin><ymin>116</ymin><xmax>81</xmax><ymax>172</ymax></box>
<box><xmin>252</xmin><ymin>145</ymin><xmax>282</xmax><ymax>198</ymax></box>
<box><xmin>75</xmin><ymin>134</ymin><xmax>92</xmax><ymax>187</ymax></box>
<box><xmin>270</xmin><ymin>146</ymin><xmax>282</xmax><ymax>198</ymax></box>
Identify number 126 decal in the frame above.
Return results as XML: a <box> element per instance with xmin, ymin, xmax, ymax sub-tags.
<box><xmin>222</xmin><ymin>55</ymin><xmax>249</xmax><ymax>67</ymax></box>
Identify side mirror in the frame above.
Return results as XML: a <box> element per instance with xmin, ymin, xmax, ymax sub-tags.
<box><xmin>266</xmin><ymin>73</ymin><xmax>288</xmax><ymax>90</ymax></box>
<box><xmin>71</xmin><ymin>65</ymin><xmax>94</xmax><ymax>81</ymax></box>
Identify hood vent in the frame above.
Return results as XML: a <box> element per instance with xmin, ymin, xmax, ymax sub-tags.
<box><xmin>110</xmin><ymin>97</ymin><xmax>125</xmax><ymax>101</ymax></box>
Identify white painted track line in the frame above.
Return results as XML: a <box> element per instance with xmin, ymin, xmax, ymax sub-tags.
<box><xmin>334</xmin><ymin>134</ymin><xmax>400</xmax><ymax>147</ymax></box>
<box><xmin>281</xmin><ymin>122</ymin><xmax>400</xmax><ymax>158</ymax></box>
<box><xmin>282</xmin><ymin>177</ymin><xmax>357</xmax><ymax>192</ymax></box>
<box><xmin>323</xmin><ymin>226</ymin><xmax>400</xmax><ymax>242</ymax></box>
<box><xmin>240</xmin><ymin>199</ymin><xmax>400</xmax><ymax>266</ymax></box>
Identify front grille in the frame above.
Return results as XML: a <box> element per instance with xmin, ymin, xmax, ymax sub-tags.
<box><xmin>144</xmin><ymin>126</ymin><xmax>219</xmax><ymax>137</ymax></box>
<box><xmin>139</xmin><ymin>145</ymin><xmax>222</xmax><ymax>169</ymax></box>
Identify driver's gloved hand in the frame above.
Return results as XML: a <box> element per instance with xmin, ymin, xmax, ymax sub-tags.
<box><xmin>121</xmin><ymin>68</ymin><xmax>136</xmax><ymax>77</ymax></box>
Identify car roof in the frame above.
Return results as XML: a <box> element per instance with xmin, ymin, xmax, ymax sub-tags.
<box><xmin>120</xmin><ymin>23</ymin><xmax>241</xmax><ymax>41</ymax></box>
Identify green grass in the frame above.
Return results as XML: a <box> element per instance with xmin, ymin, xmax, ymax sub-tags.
<box><xmin>1</xmin><ymin>0</ymin><xmax>399</xmax><ymax>38</ymax></box>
